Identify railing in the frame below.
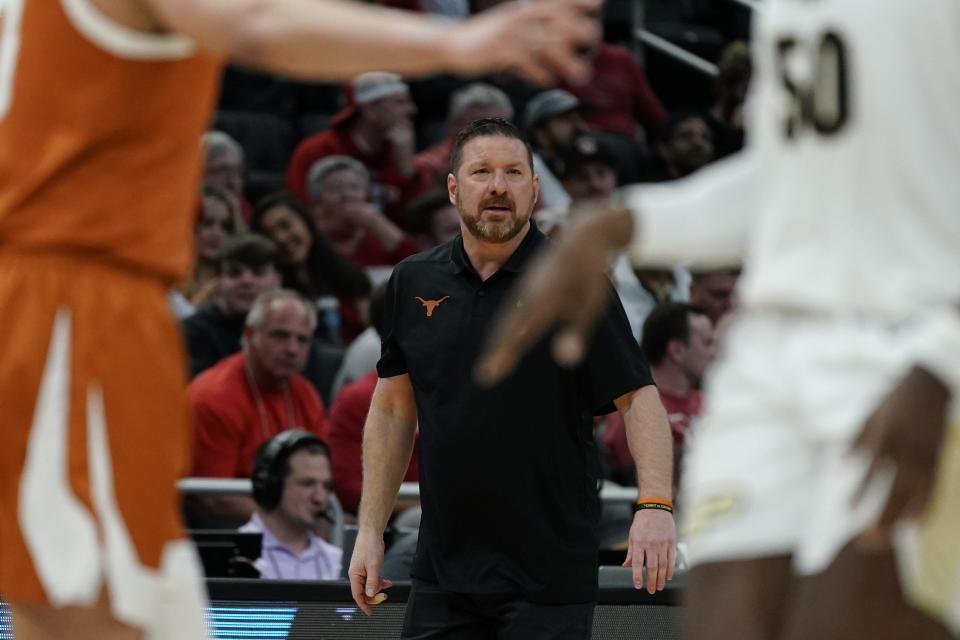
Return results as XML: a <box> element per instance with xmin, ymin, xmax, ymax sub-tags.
<box><xmin>634</xmin><ymin>28</ymin><xmax>719</xmax><ymax>77</ymax></box>
<box><xmin>178</xmin><ymin>479</ymin><xmax>641</xmax><ymax>505</ymax></box>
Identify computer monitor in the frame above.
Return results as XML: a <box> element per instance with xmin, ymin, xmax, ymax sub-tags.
<box><xmin>190</xmin><ymin>530</ymin><xmax>262</xmax><ymax>579</ymax></box>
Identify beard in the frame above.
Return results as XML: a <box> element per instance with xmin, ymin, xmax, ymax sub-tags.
<box><xmin>457</xmin><ymin>193</ymin><xmax>533</xmax><ymax>244</ymax></box>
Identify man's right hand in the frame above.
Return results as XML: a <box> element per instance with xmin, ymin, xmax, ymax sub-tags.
<box><xmin>348</xmin><ymin>530</ymin><xmax>392</xmax><ymax>616</ymax></box>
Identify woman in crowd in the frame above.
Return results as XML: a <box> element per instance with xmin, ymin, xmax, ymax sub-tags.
<box><xmin>181</xmin><ymin>185</ymin><xmax>246</xmax><ymax>309</ymax></box>
<box><xmin>252</xmin><ymin>192</ymin><xmax>371</xmax><ymax>343</ymax></box>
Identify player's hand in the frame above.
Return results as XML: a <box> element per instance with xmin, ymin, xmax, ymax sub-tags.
<box><xmin>475</xmin><ymin>205</ymin><xmax>634</xmax><ymax>386</ymax></box>
<box><xmin>623</xmin><ymin>508</ymin><xmax>676</xmax><ymax>594</ymax></box>
<box><xmin>445</xmin><ymin>0</ymin><xmax>602</xmax><ymax>85</ymax></box>
<box><xmin>852</xmin><ymin>365</ymin><xmax>951</xmax><ymax>548</ymax></box>
<box><xmin>348</xmin><ymin>530</ymin><xmax>393</xmax><ymax>616</ymax></box>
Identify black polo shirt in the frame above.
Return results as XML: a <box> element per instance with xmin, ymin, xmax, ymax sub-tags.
<box><xmin>376</xmin><ymin>221</ymin><xmax>653</xmax><ymax>603</ymax></box>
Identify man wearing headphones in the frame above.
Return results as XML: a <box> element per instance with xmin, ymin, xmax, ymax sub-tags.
<box><xmin>241</xmin><ymin>430</ymin><xmax>343</xmax><ymax>580</ymax></box>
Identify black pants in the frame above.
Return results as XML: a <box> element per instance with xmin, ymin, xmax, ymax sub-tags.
<box><xmin>400</xmin><ymin>579</ymin><xmax>595</xmax><ymax>640</ymax></box>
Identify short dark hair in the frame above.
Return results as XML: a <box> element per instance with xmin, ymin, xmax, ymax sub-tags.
<box><xmin>449</xmin><ymin>117</ymin><xmax>534</xmax><ymax>175</ymax></box>
<box><xmin>218</xmin><ymin>232</ymin><xmax>279</xmax><ymax>272</ymax></box>
<box><xmin>641</xmin><ymin>302</ymin><xmax>708</xmax><ymax>365</ymax></box>
<box><xmin>278</xmin><ymin>441</ymin><xmax>330</xmax><ymax>484</ymax></box>
<box><xmin>656</xmin><ymin>110</ymin><xmax>710</xmax><ymax>145</ymax></box>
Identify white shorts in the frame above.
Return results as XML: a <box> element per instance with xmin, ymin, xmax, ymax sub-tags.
<box><xmin>680</xmin><ymin>311</ymin><xmax>913</xmax><ymax>576</ymax></box>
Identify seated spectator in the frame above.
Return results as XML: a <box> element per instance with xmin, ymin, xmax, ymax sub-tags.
<box><xmin>640</xmin><ymin>303</ymin><xmax>715</xmax><ymax>445</ymax></box>
<box><xmin>306</xmin><ymin>156</ymin><xmax>419</xmax><ymax>267</ymax></box>
<box><xmin>523</xmin><ymin>89</ymin><xmax>588</xmax><ymax>209</ymax></box>
<box><xmin>602</xmin><ymin>303</ymin><xmax>715</xmax><ymax>485</ymax></box>
<box><xmin>689</xmin><ymin>268</ymin><xmax>740</xmax><ymax>327</ymax></box>
<box><xmin>189</xmin><ymin>290</ymin><xmax>328</xmax><ymax>523</ymax></box>
<box><xmin>559</xmin><ymin>13</ymin><xmax>667</xmax><ymax>141</ymax></box>
<box><xmin>707</xmin><ymin>41</ymin><xmax>751</xmax><ymax>158</ymax></box>
<box><xmin>181</xmin><ymin>185</ymin><xmax>246</xmax><ymax>309</ymax></box>
<box><xmin>414</xmin><ymin>83</ymin><xmax>514</xmax><ymax>189</ymax></box>
<box><xmin>402</xmin><ymin>190</ymin><xmax>463</xmax><ymax>251</ymax></box>
<box><xmin>285</xmin><ymin>72</ymin><xmax>430</xmax><ymax>223</ymax></box>
<box><xmin>183</xmin><ymin>233</ymin><xmax>282</xmax><ymax>377</ymax></box>
<box><xmin>203</xmin><ymin>130</ymin><xmax>254</xmax><ymax>222</ymax></box>
<box><xmin>253</xmin><ymin>192</ymin><xmax>372</xmax><ymax>344</ymax></box>
<box><xmin>330</xmin><ymin>282</ymin><xmax>388</xmax><ymax>402</ymax></box>
<box><xmin>327</xmin><ymin>285</ymin><xmax>418</xmax><ymax>515</ymax></box>
<box><xmin>183</xmin><ymin>233</ymin><xmax>345</xmax><ymax>404</ymax></box>
<box><xmin>240</xmin><ymin>430</ymin><xmax>342</xmax><ymax>580</ymax></box>
<box><xmin>555</xmin><ymin>134</ymin><xmax>620</xmax><ymax>202</ymax></box>
<box><xmin>642</xmin><ymin>110</ymin><xmax>715</xmax><ymax>182</ymax></box>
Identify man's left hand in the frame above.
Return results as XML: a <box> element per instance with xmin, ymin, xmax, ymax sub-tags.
<box><xmin>623</xmin><ymin>508</ymin><xmax>676</xmax><ymax>594</ymax></box>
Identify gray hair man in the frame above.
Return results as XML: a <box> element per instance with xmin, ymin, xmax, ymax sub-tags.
<box><xmin>415</xmin><ymin>82</ymin><xmax>515</xmax><ymax>188</ymax></box>
<box><xmin>306</xmin><ymin>155</ymin><xmax>419</xmax><ymax>266</ymax></box>
<box><xmin>189</xmin><ymin>289</ymin><xmax>328</xmax><ymax>524</ymax></box>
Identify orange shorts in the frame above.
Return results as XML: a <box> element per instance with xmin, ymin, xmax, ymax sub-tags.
<box><xmin>0</xmin><ymin>251</ymin><xmax>207</xmax><ymax>636</ymax></box>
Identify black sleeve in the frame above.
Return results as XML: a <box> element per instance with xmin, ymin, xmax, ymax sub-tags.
<box><xmin>578</xmin><ymin>282</ymin><xmax>655</xmax><ymax>416</ymax></box>
<box><xmin>376</xmin><ymin>267</ymin><xmax>409</xmax><ymax>378</ymax></box>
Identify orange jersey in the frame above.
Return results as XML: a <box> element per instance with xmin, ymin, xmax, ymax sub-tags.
<box><xmin>0</xmin><ymin>0</ymin><xmax>222</xmax><ymax>282</ymax></box>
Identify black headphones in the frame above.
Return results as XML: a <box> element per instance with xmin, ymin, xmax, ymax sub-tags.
<box><xmin>251</xmin><ymin>429</ymin><xmax>329</xmax><ymax>510</ymax></box>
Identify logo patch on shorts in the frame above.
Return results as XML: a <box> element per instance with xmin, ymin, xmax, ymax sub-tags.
<box><xmin>682</xmin><ymin>493</ymin><xmax>743</xmax><ymax>538</ymax></box>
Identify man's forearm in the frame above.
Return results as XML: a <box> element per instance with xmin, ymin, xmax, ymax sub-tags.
<box><xmin>622</xmin><ymin>386</ymin><xmax>674</xmax><ymax>499</ymax></box>
<box><xmin>357</xmin><ymin>404</ymin><xmax>417</xmax><ymax>535</ymax></box>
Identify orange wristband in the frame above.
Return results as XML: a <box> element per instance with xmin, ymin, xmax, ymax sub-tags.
<box><xmin>636</xmin><ymin>496</ymin><xmax>673</xmax><ymax>508</ymax></box>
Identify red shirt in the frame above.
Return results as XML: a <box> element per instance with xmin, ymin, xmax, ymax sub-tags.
<box><xmin>350</xmin><ymin>231</ymin><xmax>420</xmax><ymax>268</ymax></box>
<box><xmin>659</xmin><ymin>389</ymin><xmax>702</xmax><ymax>445</ymax></box>
<box><xmin>327</xmin><ymin>371</ymin><xmax>420</xmax><ymax>514</ymax></box>
<box><xmin>189</xmin><ymin>353</ymin><xmax>328</xmax><ymax>478</ymax></box>
<box><xmin>285</xmin><ymin>126</ymin><xmax>431</xmax><ymax>223</ymax></box>
<box><xmin>414</xmin><ymin>136</ymin><xmax>455</xmax><ymax>191</ymax></box>
<box><xmin>561</xmin><ymin>43</ymin><xmax>667</xmax><ymax>139</ymax></box>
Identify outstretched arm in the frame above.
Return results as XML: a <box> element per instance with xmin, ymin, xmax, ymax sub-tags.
<box><xmin>141</xmin><ymin>0</ymin><xmax>600</xmax><ymax>83</ymax></box>
<box><xmin>476</xmin><ymin>149</ymin><xmax>762</xmax><ymax>385</ymax></box>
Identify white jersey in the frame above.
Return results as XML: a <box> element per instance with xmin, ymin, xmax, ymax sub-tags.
<box><xmin>626</xmin><ymin>0</ymin><xmax>960</xmax><ymax>319</ymax></box>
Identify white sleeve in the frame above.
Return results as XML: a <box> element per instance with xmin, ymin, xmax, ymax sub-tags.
<box><xmin>623</xmin><ymin>149</ymin><xmax>762</xmax><ymax>270</ymax></box>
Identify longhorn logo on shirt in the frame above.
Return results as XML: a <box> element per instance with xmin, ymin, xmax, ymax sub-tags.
<box><xmin>415</xmin><ymin>296</ymin><xmax>450</xmax><ymax>317</ymax></box>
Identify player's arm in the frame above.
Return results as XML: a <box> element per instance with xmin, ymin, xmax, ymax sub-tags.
<box><xmin>624</xmin><ymin>150</ymin><xmax>761</xmax><ymax>270</ymax></box>
<box><xmin>139</xmin><ymin>0</ymin><xmax>599</xmax><ymax>83</ymax></box>
<box><xmin>349</xmin><ymin>373</ymin><xmax>418</xmax><ymax>616</ymax></box>
<box><xmin>614</xmin><ymin>386</ymin><xmax>676</xmax><ymax>594</ymax></box>
<box><xmin>853</xmin><ymin>307</ymin><xmax>960</xmax><ymax>544</ymax></box>
<box><xmin>476</xmin><ymin>150</ymin><xmax>761</xmax><ymax>385</ymax></box>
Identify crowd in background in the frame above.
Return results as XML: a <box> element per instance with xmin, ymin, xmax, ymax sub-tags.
<box><xmin>176</xmin><ymin>0</ymin><xmax>752</xmax><ymax>577</ymax></box>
